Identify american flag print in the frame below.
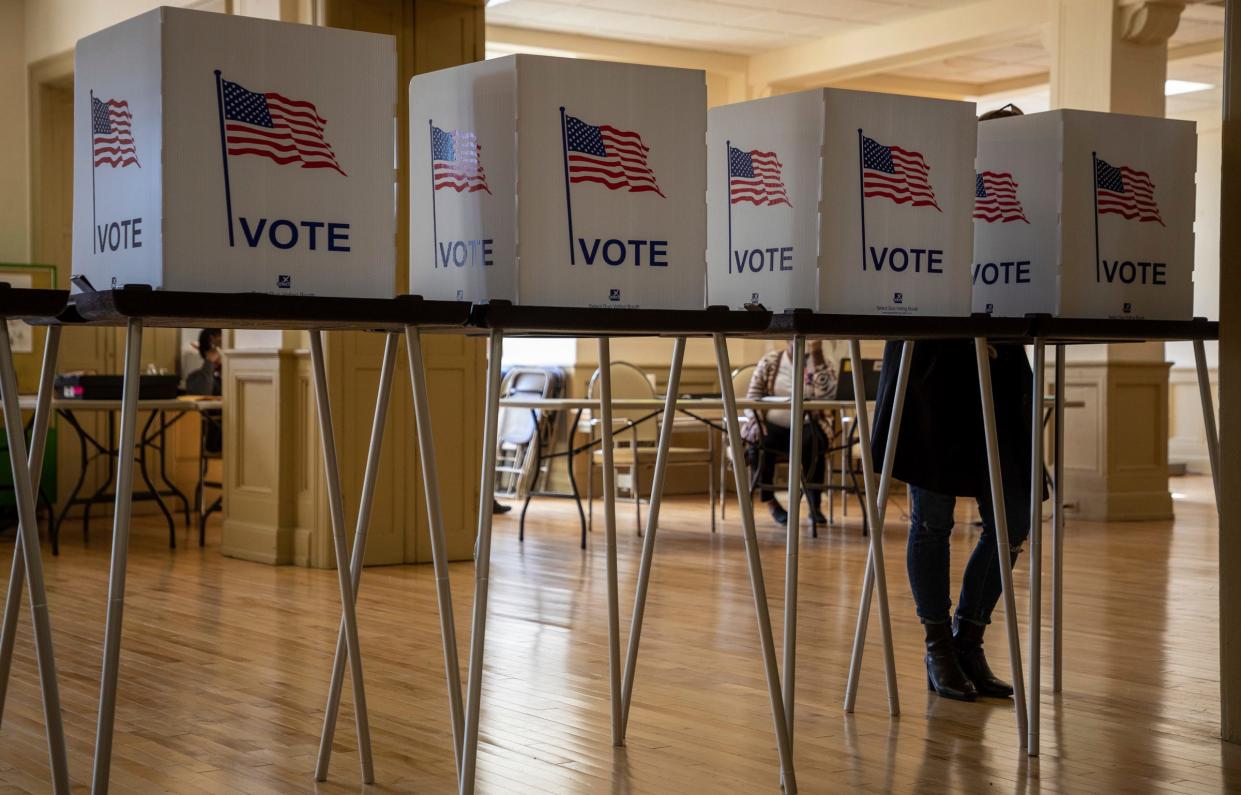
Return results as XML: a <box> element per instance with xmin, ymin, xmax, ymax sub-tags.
<box><xmin>565</xmin><ymin>114</ymin><xmax>663</xmax><ymax>197</ymax></box>
<box><xmin>861</xmin><ymin>134</ymin><xmax>940</xmax><ymax>211</ymax></box>
<box><xmin>431</xmin><ymin>126</ymin><xmax>490</xmax><ymax>193</ymax></box>
<box><xmin>728</xmin><ymin>145</ymin><xmax>790</xmax><ymax>207</ymax></box>
<box><xmin>92</xmin><ymin>97</ymin><xmax>139</xmax><ymax>168</ymax></box>
<box><xmin>974</xmin><ymin>171</ymin><xmax>1028</xmax><ymax>223</ymax></box>
<box><xmin>1095</xmin><ymin>157</ymin><xmax>1163</xmax><ymax>226</ymax></box>
<box><xmin>221</xmin><ymin>78</ymin><xmax>345</xmax><ymax>176</ymax></box>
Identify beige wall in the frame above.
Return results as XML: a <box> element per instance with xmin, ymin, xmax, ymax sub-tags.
<box><xmin>0</xmin><ymin>0</ymin><xmax>29</xmax><ymax>263</ymax></box>
<box><xmin>22</xmin><ymin>0</ymin><xmax>215</xmax><ymax>65</ymax></box>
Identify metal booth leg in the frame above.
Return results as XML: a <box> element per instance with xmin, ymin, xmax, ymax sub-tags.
<box><xmin>406</xmin><ymin>326</ymin><xmax>466</xmax><ymax>768</ymax></box>
<box><xmin>973</xmin><ymin>338</ymin><xmax>1029</xmax><ymax>749</ymax></box>
<box><xmin>460</xmin><ymin>330</ymin><xmax>503</xmax><ymax>795</ymax></box>
<box><xmin>315</xmin><ymin>332</ymin><xmax>398</xmax><ymax>781</ymax></box>
<box><xmin>0</xmin><ymin>323</ymin><xmax>69</xmax><ymax>793</ymax></box>
<box><xmin>1028</xmin><ymin>341</ymin><xmax>1046</xmax><ymax>755</ymax></box>
<box><xmin>842</xmin><ymin>339</ymin><xmax>907</xmax><ymax>717</ymax></box>
<box><xmin>0</xmin><ymin>325</ymin><xmax>61</xmax><ymax>723</ymax></box>
<box><xmin>91</xmin><ymin>318</ymin><xmax>144</xmax><ymax>793</ymax></box>
<box><xmin>308</xmin><ymin>329</ymin><xmax>374</xmax><ymax>785</ymax></box>
<box><xmin>596</xmin><ymin>338</ymin><xmax>623</xmax><ymax>745</ymax></box>
<box><xmin>782</xmin><ymin>335</ymin><xmax>806</xmax><ymax>755</ymax></box>
<box><xmin>713</xmin><ymin>333</ymin><xmax>796</xmax><ymax>793</ymax></box>
<box><xmin>1194</xmin><ymin>339</ymin><xmax>1221</xmax><ymax>509</ymax></box>
<box><xmin>618</xmin><ymin>336</ymin><xmax>686</xmax><ymax>740</ymax></box>
<box><xmin>1051</xmin><ymin>344</ymin><xmax>1065</xmax><ymax>694</ymax></box>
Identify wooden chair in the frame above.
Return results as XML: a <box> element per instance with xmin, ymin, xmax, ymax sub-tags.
<box><xmin>585</xmin><ymin>361</ymin><xmax>713</xmax><ymax>535</ymax></box>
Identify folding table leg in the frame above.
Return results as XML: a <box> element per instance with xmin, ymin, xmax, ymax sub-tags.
<box><xmin>596</xmin><ymin>338</ymin><xmax>623</xmax><ymax>745</ymax></box>
<box><xmin>1051</xmin><ymin>344</ymin><xmax>1065</xmax><ymax>694</ymax></box>
<box><xmin>315</xmin><ymin>332</ymin><xmax>398</xmax><ymax>781</ymax></box>
<box><xmin>92</xmin><ymin>318</ymin><xmax>144</xmax><ymax>794</ymax></box>
<box><xmin>0</xmin><ymin>323</ymin><xmax>69</xmax><ymax>794</ymax></box>
<box><xmin>308</xmin><ymin>329</ymin><xmax>374</xmax><ymax>785</ymax></box>
<box><xmin>713</xmin><ymin>333</ymin><xmax>796</xmax><ymax>794</ymax></box>
<box><xmin>841</xmin><ymin>339</ymin><xmax>906</xmax><ymax>717</ymax></box>
<box><xmin>973</xmin><ymin>337</ymin><xmax>1028</xmax><ymax>749</ymax></box>
<box><xmin>0</xmin><ymin>324</ymin><xmax>61</xmax><ymax>726</ymax></box>
<box><xmin>1028</xmin><ymin>340</ymin><xmax>1046</xmax><ymax>755</ymax></box>
<box><xmin>782</xmin><ymin>335</ymin><xmax>805</xmax><ymax>752</ymax></box>
<box><xmin>1193</xmin><ymin>339</ymin><xmax>1221</xmax><ymax>510</ymax></box>
<box><xmin>460</xmin><ymin>330</ymin><xmax>503</xmax><ymax>795</ymax></box>
<box><xmin>618</xmin><ymin>335</ymin><xmax>685</xmax><ymax>740</ymax></box>
<box><xmin>406</xmin><ymin>326</ymin><xmax>465</xmax><ymax>768</ymax></box>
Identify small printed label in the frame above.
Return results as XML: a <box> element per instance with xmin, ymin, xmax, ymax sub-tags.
<box><xmin>277</xmin><ymin>274</ymin><xmax>292</xmax><ymax>289</ymax></box>
<box><xmin>609</xmin><ymin>288</ymin><xmax>621</xmax><ymax>302</ymax></box>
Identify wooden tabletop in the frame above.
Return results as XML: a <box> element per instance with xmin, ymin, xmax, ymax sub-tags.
<box><xmin>17</xmin><ymin>396</ymin><xmax>223</xmax><ymax>412</ymax></box>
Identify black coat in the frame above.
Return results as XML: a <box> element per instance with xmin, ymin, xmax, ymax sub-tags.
<box><xmin>870</xmin><ymin>339</ymin><xmax>1037</xmax><ymax>500</ymax></box>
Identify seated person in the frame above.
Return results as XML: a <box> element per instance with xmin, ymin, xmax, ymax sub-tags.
<box><xmin>742</xmin><ymin>339</ymin><xmax>838</xmax><ymax>525</ymax></box>
<box><xmin>187</xmin><ymin>328</ymin><xmax>223</xmax><ymax>455</ymax></box>
<box><xmin>186</xmin><ymin>328</ymin><xmax>223</xmax><ymax>397</ymax></box>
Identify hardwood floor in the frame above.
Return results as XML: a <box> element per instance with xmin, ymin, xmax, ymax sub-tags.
<box><xmin>0</xmin><ymin>477</ymin><xmax>1236</xmax><ymax>793</ymax></box>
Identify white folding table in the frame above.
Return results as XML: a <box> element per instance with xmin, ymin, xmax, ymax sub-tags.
<box><xmin>63</xmin><ymin>286</ymin><xmax>472</xmax><ymax>794</ymax></box>
<box><xmin>745</xmin><ymin>312</ymin><xmax>1034</xmax><ymax>765</ymax></box>
<box><xmin>1021</xmin><ymin>315</ymin><xmax>1220</xmax><ymax>756</ymax></box>
<box><xmin>0</xmin><ymin>284</ymin><xmax>71</xmax><ymax>794</ymax></box>
<box><xmin>456</xmin><ymin>301</ymin><xmax>797</xmax><ymax>794</ymax></box>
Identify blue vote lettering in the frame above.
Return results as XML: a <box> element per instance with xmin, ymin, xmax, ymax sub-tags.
<box><xmin>866</xmin><ymin>246</ymin><xmax>944</xmax><ymax>274</ymax></box>
<box><xmin>95</xmin><ymin>218</ymin><xmax>143</xmax><ymax>252</ymax></box>
<box><xmin>731</xmin><ymin>247</ymin><xmax>794</xmax><ymax>274</ymax></box>
<box><xmin>1099</xmin><ymin>259</ymin><xmax>1167</xmax><ymax>285</ymax></box>
<box><xmin>577</xmin><ymin>238</ymin><xmax>668</xmax><ymax>266</ymax></box>
<box><xmin>972</xmin><ymin>260</ymin><xmax>1030</xmax><ymax>285</ymax></box>
<box><xmin>237</xmin><ymin>217</ymin><xmax>350</xmax><ymax>252</ymax></box>
<box><xmin>436</xmin><ymin>239</ymin><xmax>495</xmax><ymax>268</ymax></box>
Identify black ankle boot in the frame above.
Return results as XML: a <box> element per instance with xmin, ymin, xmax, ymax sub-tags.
<box><xmin>768</xmin><ymin>500</ymin><xmax>788</xmax><ymax>525</ymax></box>
<box><xmin>954</xmin><ymin>618</ymin><xmax>1013</xmax><ymax>698</ymax></box>
<box><xmin>924</xmin><ymin>622</ymin><xmax>977</xmax><ymax>701</ymax></box>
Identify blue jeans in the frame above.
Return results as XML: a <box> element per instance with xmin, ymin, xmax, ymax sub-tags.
<box><xmin>907</xmin><ymin>482</ymin><xmax>1031</xmax><ymax>626</ymax></box>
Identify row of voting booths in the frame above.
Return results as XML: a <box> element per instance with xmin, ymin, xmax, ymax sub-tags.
<box><xmin>0</xmin><ymin>7</ymin><xmax>1217</xmax><ymax>795</ymax></box>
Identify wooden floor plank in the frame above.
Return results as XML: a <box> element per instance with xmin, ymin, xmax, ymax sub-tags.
<box><xmin>0</xmin><ymin>476</ymin><xmax>1230</xmax><ymax>792</ymax></box>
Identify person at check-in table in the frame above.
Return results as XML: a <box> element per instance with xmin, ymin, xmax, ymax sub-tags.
<box><xmin>742</xmin><ymin>339</ymin><xmax>837</xmax><ymax>526</ymax></box>
<box><xmin>186</xmin><ymin>328</ymin><xmax>223</xmax><ymax>397</ymax></box>
<box><xmin>871</xmin><ymin>102</ymin><xmax>1043</xmax><ymax>702</ymax></box>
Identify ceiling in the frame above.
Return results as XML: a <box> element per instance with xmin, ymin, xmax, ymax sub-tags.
<box><xmin>489</xmin><ymin>0</ymin><xmax>1226</xmax><ymax>116</ymax></box>
<box><xmin>486</xmin><ymin>0</ymin><xmax>985</xmax><ymax>54</ymax></box>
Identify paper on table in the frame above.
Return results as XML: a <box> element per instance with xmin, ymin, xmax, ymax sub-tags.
<box><xmin>5</xmin><ymin>273</ymin><xmax>33</xmax><ymax>353</ymax></box>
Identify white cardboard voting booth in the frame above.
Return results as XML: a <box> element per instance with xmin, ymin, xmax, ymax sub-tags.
<box><xmin>707</xmin><ymin>89</ymin><xmax>977</xmax><ymax>316</ymax></box>
<box><xmin>973</xmin><ymin>109</ymin><xmax>1196</xmax><ymax>319</ymax></box>
<box><xmin>72</xmin><ymin>8</ymin><xmax>396</xmax><ymax>297</ymax></box>
<box><xmin>409</xmin><ymin>55</ymin><xmax>707</xmax><ymax>310</ymax></box>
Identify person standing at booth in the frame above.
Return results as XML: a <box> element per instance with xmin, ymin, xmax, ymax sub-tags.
<box><xmin>871</xmin><ymin>103</ymin><xmax>1039</xmax><ymax>702</ymax></box>
<box><xmin>742</xmin><ymin>339</ymin><xmax>838</xmax><ymax>526</ymax></box>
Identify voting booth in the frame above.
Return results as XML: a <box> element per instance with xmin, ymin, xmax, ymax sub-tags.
<box><xmin>707</xmin><ymin>89</ymin><xmax>977</xmax><ymax>316</ymax></box>
<box><xmin>973</xmin><ymin>109</ymin><xmax>1196</xmax><ymax>319</ymax></box>
<box><xmin>409</xmin><ymin>55</ymin><xmax>707</xmax><ymax>310</ymax></box>
<box><xmin>72</xmin><ymin>7</ymin><xmax>396</xmax><ymax>297</ymax></box>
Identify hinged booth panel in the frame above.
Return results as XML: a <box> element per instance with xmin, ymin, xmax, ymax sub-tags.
<box><xmin>73</xmin><ymin>7</ymin><xmax>397</xmax><ymax>298</ymax></box>
<box><xmin>410</xmin><ymin>54</ymin><xmax>708</xmax><ymax>310</ymax></box>
<box><xmin>708</xmin><ymin>88</ymin><xmax>977</xmax><ymax>317</ymax></box>
<box><xmin>973</xmin><ymin>109</ymin><xmax>1196</xmax><ymax>320</ymax></box>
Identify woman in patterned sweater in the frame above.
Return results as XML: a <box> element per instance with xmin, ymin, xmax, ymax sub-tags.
<box><xmin>741</xmin><ymin>340</ymin><xmax>838</xmax><ymax>525</ymax></box>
